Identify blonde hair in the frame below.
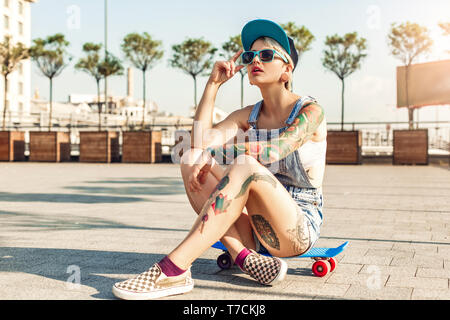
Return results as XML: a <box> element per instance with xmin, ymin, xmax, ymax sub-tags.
<box><xmin>256</xmin><ymin>36</ymin><xmax>294</xmax><ymax>91</ymax></box>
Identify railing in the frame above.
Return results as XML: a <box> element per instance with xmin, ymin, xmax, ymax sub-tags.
<box><xmin>2</xmin><ymin>111</ymin><xmax>449</xmax><ymax>157</ymax></box>
<box><xmin>327</xmin><ymin>121</ymin><xmax>450</xmax><ymax>156</ymax></box>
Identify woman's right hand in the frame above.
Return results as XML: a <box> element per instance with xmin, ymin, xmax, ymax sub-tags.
<box><xmin>187</xmin><ymin>149</ymin><xmax>213</xmax><ymax>192</ymax></box>
<box><xmin>208</xmin><ymin>49</ymin><xmax>245</xmax><ymax>86</ymax></box>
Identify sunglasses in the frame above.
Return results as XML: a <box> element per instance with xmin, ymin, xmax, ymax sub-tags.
<box><xmin>240</xmin><ymin>49</ymin><xmax>289</xmax><ymax>65</ymax></box>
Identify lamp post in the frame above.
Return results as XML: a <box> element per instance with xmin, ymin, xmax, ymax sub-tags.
<box><xmin>104</xmin><ymin>0</ymin><xmax>108</xmax><ymax>115</ymax></box>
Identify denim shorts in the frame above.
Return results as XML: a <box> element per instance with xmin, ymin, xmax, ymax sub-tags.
<box><xmin>253</xmin><ymin>185</ymin><xmax>323</xmax><ymax>255</ymax></box>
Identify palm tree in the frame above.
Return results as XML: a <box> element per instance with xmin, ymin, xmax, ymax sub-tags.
<box><xmin>121</xmin><ymin>32</ymin><xmax>164</xmax><ymax>129</ymax></box>
<box><xmin>220</xmin><ymin>35</ymin><xmax>247</xmax><ymax>108</ymax></box>
<box><xmin>322</xmin><ymin>32</ymin><xmax>367</xmax><ymax>131</ymax></box>
<box><xmin>169</xmin><ymin>37</ymin><xmax>217</xmax><ymax>113</ymax></box>
<box><xmin>75</xmin><ymin>43</ymin><xmax>104</xmax><ymax>131</ymax></box>
<box><xmin>387</xmin><ymin>22</ymin><xmax>433</xmax><ymax>129</ymax></box>
<box><xmin>0</xmin><ymin>36</ymin><xmax>29</xmax><ymax>130</ymax></box>
<box><xmin>30</xmin><ymin>33</ymin><xmax>70</xmax><ymax>131</ymax></box>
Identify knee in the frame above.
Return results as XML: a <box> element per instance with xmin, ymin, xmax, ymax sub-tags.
<box><xmin>229</xmin><ymin>154</ymin><xmax>260</xmax><ymax>173</ymax></box>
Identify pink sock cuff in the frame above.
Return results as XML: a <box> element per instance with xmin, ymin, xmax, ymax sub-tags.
<box><xmin>235</xmin><ymin>248</ymin><xmax>251</xmax><ymax>270</ymax></box>
<box><xmin>158</xmin><ymin>256</ymin><xmax>186</xmax><ymax>277</ymax></box>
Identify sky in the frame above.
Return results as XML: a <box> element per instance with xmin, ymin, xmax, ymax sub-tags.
<box><xmin>30</xmin><ymin>0</ymin><xmax>450</xmax><ymax>123</ymax></box>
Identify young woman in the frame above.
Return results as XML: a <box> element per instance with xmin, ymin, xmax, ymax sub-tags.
<box><xmin>112</xmin><ymin>18</ymin><xmax>327</xmax><ymax>300</ymax></box>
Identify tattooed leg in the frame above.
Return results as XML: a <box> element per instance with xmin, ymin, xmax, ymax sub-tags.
<box><xmin>169</xmin><ymin>154</ymin><xmax>276</xmax><ymax>269</ymax></box>
<box><xmin>235</xmin><ymin>173</ymin><xmax>277</xmax><ymax>198</ymax></box>
<box><xmin>200</xmin><ymin>171</ymin><xmax>276</xmax><ymax>232</ymax></box>
<box><xmin>251</xmin><ymin>215</ymin><xmax>280</xmax><ymax>250</ymax></box>
<box><xmin>286</xmin><ymin>212</ymin><xmax>310</xmax><ymax>255</ymax></box>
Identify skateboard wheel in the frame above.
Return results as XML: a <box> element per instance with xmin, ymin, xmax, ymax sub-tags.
<box><xmin>312</xmin><ymin>260</ymin><xmax>330</xmax><ymax>277</ymax></box>
<box><xmin>217</xmin><ymin>253</ymin><xmax>233</xmax><ymax>270</ymax></box>
<box><xmin>328</xmin><ymin>257</ymin><xmax>337</xmax><ymax>272</ymax></box>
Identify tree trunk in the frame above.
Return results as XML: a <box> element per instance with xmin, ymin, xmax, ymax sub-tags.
<box><xmin>2</xmin><ymin>74</ymin><xmax>8</xmax><ymax>131</ymax></box>
<box><xmin>141</xmin><ymin>69</ymin><xmax>146</xmax><ymax>130</ymax></box>
<box><xmin>341</xmin><ymin>78</ymin><xmax>345</xmax><ymax>131</ymax></box>
<box><xmin>97</xmin><ymin>79</ymin><xmax>101</xmax><ymax>131</ymax></box>
<box><xmin>405</xmin><ymin>64</ymin><xmax>413</xmax><ymax>130</ymax></box>
<box><xmin>193</xmin><ymin>75</ymin><xmax>197</xmax><ymax>110</ymax></box>
<box><xmin>48</xmin><ymin>77</ymin><xmax>53</xmax><ymax>132</ymax></box>
<box><xmin>241</xmin><ymin>73</ymin><xmax>244</xmax><ymax>109</ymax></box>
<box><xmin>104</xmin><ymin>75</ymin><xmax>108</xmax><ymax>116</ymax></box>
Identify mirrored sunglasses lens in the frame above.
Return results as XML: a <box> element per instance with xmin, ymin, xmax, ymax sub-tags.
<box><xmin>260</xmin><ymin>50</ymin><xmax>274</xmax><ymax>61</ymax></box>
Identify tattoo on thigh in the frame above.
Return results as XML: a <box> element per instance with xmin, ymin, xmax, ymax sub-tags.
<box><xmin>235</xmin><ymin>173</ymin><xmax>277</xmax><ymax>198</ymax></box>
<box><xmin>251</xmin><ymin>215</ymin><xmax>280</xmax><ymax>250</ymax></box>
<box><xmin>286</xmin><ymin>213</ymin><xmax>310</xmax><ymax>254</ymax></box>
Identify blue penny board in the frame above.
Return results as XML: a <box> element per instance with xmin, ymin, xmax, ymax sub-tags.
<box><xmin>212</xmin><ymin>241</ymin><xmax>349</xmax><ymax>258</ymax></box>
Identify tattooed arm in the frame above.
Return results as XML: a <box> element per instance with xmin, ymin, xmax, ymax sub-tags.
<box><xmin>204</xmin><ymin>102</ymin><xmax>325</xmax><ymax>165</ymax></box>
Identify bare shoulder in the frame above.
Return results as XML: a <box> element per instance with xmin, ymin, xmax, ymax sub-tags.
<box><xmin>225</xmin><ymin>104</ymin><xmax>254</xmax><ymax>131</ymax></box>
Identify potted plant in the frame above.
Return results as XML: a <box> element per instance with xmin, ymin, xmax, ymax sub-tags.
<box><xmin>76</xmin><ymin>46</ymin><xmax>122</xmax><ymax>163</ymax></box>
<box><xmin>388</xmin><ymin>22</ymin><xmax>432</xmax><ymax>165</ymax></box>
<box><xmin>120</xmin><ymin>32</ymin><xmax>164</xmax><ymax>163</ymax></box>
<box><xmin>0</xmin><ymin>36</ymin><xmax>28</xmax><ymax>161</ymax></box>
<box><xmin>29</xmin><ymin>34</ymin><xmax>71</xmax><ymax>162</ymax></box>
<box><xmin>322</xmin><ymin>32</ymin><xmax>367</xmax><ymax>164</ymax></box>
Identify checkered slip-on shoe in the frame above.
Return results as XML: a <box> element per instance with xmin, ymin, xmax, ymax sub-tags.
<box><xmin>242</xmin><ymin>249</ymin><xmax>288</xmax><ymax>285</ymax></box>
<box><xmin>112</xmin><ymin>263</ymin><xmax>194</xmax><ymax>300</ymax></box>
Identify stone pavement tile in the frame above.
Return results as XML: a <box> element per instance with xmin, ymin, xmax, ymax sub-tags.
<box><xmin>283</xmin><ymin>266</ymin><xmax>329</xmax><ymax>284</ymax></box>
<box><xmin>411</xmin><ymin>288</ymin><xmax>450</xmax><ymax>300</ymax></box>
<box><xmin>386</xmin><ymin>275</ymin><xmax>448</xmax><ymax>290</ymax></box>
<box><xmin>326</xmin><ymin>272</ymin><xmax>389</xmax><ymax>287</ymax></box>
<box><xmin>390</xmin><ymin>255</ymin><xmax>444</xmax><ymax>268</ymax></box>
<box><xmin>331</xmin><ymin>263</ymin><xmax>363</xmax><ymax>275</ymax></box>
<box><xmin>283</xmin><ymin>281</ymin><xmax>350</xmax><ymax>299</ymax></box>
<box><xmin>0</xmin><ymin>283</ymin><xmax>98</xmax><ymax>300</ymax></box>
<box><xmin>235</xmin><ymin>281</ymin><xmax>314</xmax><ymax>300</ymax></box>
<box><xmin>355</xmin><ymin>241</ymin><xmax>394</xmax><ymax>249</ymax></box>
<box><xmin>445</xmin><ymin>260</ymin><xmax>450</xmax><ymax>270</ymax></box>
<box><xmin>431</xmin><ymin>233</ymin><xmax>450</xmax><ymax>242</ymax></box>
<box><xmin>437</xmin><ymin>246</ymin><xmax>450</xmax><ymax>256</ymax></box>
<box><xmin>359</xmin><ymin>265</ymin><xmax>417</xmax><ymax>277</ymax></box>
<box><xmin>344</xmin><ymin>285</ymin><xmax>412</xmax><ymax>300</ymax></box>
<box><xmin>161</xmin><ymin>279</ymin><xmax>251</xmax><ymax>300</ymax></box>
<box><xmin>392</xmin><ymin>242</ymin><xmax>438</xmax><ymax>254</ymax></box>
<box><xmin>365</xmin><ymin>248</ymin><xmax>414</xmax><ymax>259</ymax></box>
<box><xmin>341</xmin><ymin>254</ymin><xmax>392</xmax><ymax>266</ymax></box>
<box><xmin>0</xmin><ymin>271</ymin><xmax>98</xmax><ymax>299</ymax></box>
<box><xmin>339</xmin><ymin>247</ymin><xmax>368</xmax><ymax>257</ymax></box>
<box><xmin>415</xmin><ymin>267</ymin><xmax>450</xmax><ymax>279</ymax></box>
<box><xmin>391</xmin><ymin>232</ymin><xmax>433</xmax><ymax>242</ymax></box>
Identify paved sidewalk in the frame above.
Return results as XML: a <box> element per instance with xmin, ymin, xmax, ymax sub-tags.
<box><xmin>0</xmin><ymin>162</ymin><xmax>449</xmax><ymax>300</ymax></box>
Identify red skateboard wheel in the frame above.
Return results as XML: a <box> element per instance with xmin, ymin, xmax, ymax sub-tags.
<box><xmin>328</xmin><ymin>257</ymin><xmax>337</xmax><ymax>272</ymax></box>
<box><xmin>312</xmin><ymin>260</ymin><xmax>330</xmax><ymax>277</ymax></box>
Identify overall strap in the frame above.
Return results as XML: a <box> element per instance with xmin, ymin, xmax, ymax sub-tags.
<box><xmin>247</xmin><ymin>100</ymin><xmax>263</xmax><ymax>129</ymax></box>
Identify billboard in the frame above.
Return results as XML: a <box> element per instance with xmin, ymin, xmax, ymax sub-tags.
<box><xmin>396</xmin><ymin>59</ymin><xmax>450</xmax><ymax>108</ymax></box>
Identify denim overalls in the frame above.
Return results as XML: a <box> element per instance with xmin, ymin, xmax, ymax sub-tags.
<box><xmin>247</xmin><ymin>96</ymin><xmax>324</xmax><ymax>253</ymax></box>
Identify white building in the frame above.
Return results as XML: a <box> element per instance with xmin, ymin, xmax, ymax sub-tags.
<box><xmin>0</xmin><ymin>0</ymin><xmax>35</xmax><ymax>120</ymax></box>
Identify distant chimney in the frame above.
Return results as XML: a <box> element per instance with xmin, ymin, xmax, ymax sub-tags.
<box><xmin>127</xmin><ymin>67</ymin><xmax>134</xmax><ymax>99</ymax></box>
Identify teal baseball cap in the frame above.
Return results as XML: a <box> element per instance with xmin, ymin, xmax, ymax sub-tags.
<box><xmin>241</xmin><ymin>19</ymin><xmax>299</xmax><ymax>70</ymax></box>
